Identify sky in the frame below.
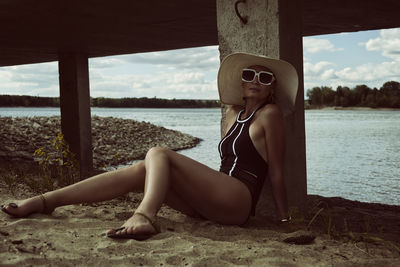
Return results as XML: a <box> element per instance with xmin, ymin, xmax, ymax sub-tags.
<box><xmin>0</xmin><ymin>27</ymin><xmax>399</xmax><ymax>100</ymax></box>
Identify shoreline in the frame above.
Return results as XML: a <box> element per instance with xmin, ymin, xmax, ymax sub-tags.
<box><xmin>305</xmin><ymin>105</ymin><xmax>400</xmax><ymax>111</ymax></box>
<box><xmin>0</xmin><ymin>116</ymin><xmax>201</xmax><ymax>170</ymax></box>
<box><xmin>0</xmin><ymin>106</ymin><xmax>221</xmax><ymax>109</ymax></box>
<box><xmin>3</xmin><ymin>105</ymin><xmax>399</xmax><ymax>111</ymax></box>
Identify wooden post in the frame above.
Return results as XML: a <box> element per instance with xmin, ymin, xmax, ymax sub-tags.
<box><xmin>217</xmin><ymin>0</ymin><xmax>307</xmax><ymax>218</ymax></box>
<box><xmin>58</xmin><ymin>53</ymin><xmax>93</xmax><ymax>178</ymax></box>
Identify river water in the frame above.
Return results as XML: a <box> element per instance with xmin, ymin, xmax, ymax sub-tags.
<box><xmin>1</xmin><ymin>107</ymin><xmax>399</xmax><ymax>205</ymax></box>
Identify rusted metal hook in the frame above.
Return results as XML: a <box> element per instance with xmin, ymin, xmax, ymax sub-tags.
<box><xmin>235</xmin><ymin>0</ymin><xmax>248</xmax><ymax>24</ymax></box>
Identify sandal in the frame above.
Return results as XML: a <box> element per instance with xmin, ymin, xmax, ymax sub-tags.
<box><xmin>1</xmin><ymin>194</ymin><xmax>53</xmax><ymax>218</ymax></box>
<box><xmin>107</xmin><ymin>212</ymin><xmax>160</xmax><ymax>241</ymax></box>
<box><xmin>277</xmin><ymin>216</ymin><xmax>292</xmax><ymax>225</ymax></box>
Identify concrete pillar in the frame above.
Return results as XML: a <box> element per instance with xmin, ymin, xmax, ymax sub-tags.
<box><xmin>217</xmin><ymin>0</ymin><xmax>306</xmax><ymax>218</ymax></box>
<box><xmin>58</xmin><ymin>53</ymin><xmax>93</xmax><ymax>178</ymax></box>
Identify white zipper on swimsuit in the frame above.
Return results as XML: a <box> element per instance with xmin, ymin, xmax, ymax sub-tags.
<box><xmin>218</xmin><ymin>123</ymin><xmax>239</xmax><ymax>158</ymax></box>
<box><xmin>229</xmin><ymin>123</ymin><xmax>245</xmax><ymax>176</ymax></box>
<box><xmin>228</xmin><ymin>109</ymin><xmax>258</xmax><ymax>176</ymax></box>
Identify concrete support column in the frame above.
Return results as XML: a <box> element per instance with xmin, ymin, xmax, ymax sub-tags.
<box><xmin>217</xmin><ymin>0</ymin><xmax>306</xmax><ymax>218</ymax></box>
<box><xmin>58</xmin><ymin>53</ymin><xmax>93</xmax><ymax>178</ymax></box>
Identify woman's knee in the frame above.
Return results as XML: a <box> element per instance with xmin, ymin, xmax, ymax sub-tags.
<box><xmin>145</xmin><ymin>146</ymin><xmax>169</xmax><ymax>160</ymax></box>
<box><xmin>132</xmin><ymin>160</ymin><xmax>145</xmax><ymax>171</ymax></box>
<box><xmin>123</xmin><ymin>160</ymin><xmax>146</xmax><ymax>179</ymax></box>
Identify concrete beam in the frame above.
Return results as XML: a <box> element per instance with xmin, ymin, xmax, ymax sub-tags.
<box><xmin>58</xmin><ymin>53</ymin><xmax>93</xmax><ymax>178</ymax></box>
<box><xmin>217</xmin><ymin>0</ymin><xmax>307</xmax><ymax>218</ymax></box>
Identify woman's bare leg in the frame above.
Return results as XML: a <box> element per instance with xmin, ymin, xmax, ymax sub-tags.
<box><xmin>4</xmin><ymin>146</ymin><xmax>252</xmax><ymax>237</ymax></box>
<box><xmin>3</xmin><ymin>161</ymin><xmax>148</xmax><ymax>217</ymax></box>
<box><xmin>110</xmin><ymin>147</ymin><xmax>252</xmax><ymax>237</ymax></box>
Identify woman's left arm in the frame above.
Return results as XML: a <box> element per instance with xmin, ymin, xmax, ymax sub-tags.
<box><xmin>262</xmin><ymin>105</ymin><xmax>288</xmax><ymax>220</ymax></box>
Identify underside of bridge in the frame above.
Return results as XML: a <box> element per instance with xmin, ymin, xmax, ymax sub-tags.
<box><xmin>1</xmin><ymin>0</ymin><xmax>399</xmax><ymax>67</ymax></box>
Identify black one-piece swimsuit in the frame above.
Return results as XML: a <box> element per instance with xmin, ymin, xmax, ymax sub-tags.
<box><xmin>218</xmin><ymin>108</ymin><xmax>268</xmax><ymax>216</ymax></box>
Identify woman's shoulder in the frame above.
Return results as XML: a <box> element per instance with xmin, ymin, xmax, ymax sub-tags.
<box><xmin>225</xmin><ymin>104</ymin><xmax>242</xmax><ymax>118</ymax></box>
<box><xmin>226</xmin><ymin>104</ymin><xmax>242</xmax><ymax>112</ymax></box>
<box><xmin>256</xmin><ymin>104</ymin><xmax>284</xmax><ymax>126</ymax></box>
<box><xmin>259</xmin><ymin>104</ymin><xmax>283</xmax><ymax>118</ymax></box>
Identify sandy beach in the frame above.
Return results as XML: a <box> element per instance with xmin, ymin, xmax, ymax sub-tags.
<box><xmin>0</xmin><ymin>116</ymin><xmax>399</xmax><ymax>266</ymax></box>
<box><xmin>1</xmin><ymin>182</ymin><xmax>399</xmax><ymax>266</ymax></box>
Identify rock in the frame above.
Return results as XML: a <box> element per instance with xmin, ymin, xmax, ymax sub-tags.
<box><xmin>0</xmin><ymin>230</ymin><xmax>9</xmax><ymax>236</ymax></box>
<box><xmin>0</xmin><ymin>116</ymin><xmax>201</xmax><ymax>169</ymax></box>
<box><xmin>32</xmin><ymin>122</ymin><xmax>41</xmax><ymax>129</ymax></box>
<box><xmin>282</xmin><ymin>230</ymin><xmax>316</xmax><ymax>245</ymax></box>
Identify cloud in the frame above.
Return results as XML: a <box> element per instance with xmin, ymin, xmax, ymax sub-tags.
<box><xmin>89</xmin><ymin>58</ymin><xmax>124</xmax><ymax>69</ymax></box>
<box><xmin>304</xmin><ymin>61</ymin><xmax>335</xmax><ymax>76</ymax></box>
<box><xmin>335</xmin><ymin>61</ymin><xmax>400</xmax><ymax>82</ymax></box>
<box><xmin>88</xmin><ymin>46</ymin><xmax>220</xmax><ymax>99</ymax></box>
<box><xmin>364</xmin><ymin>28</ymin><xmax>400</xmax><ymax>61</ymax></box>
<box><xmin>0</xmin><ymin>46</ymin><xmax>220</xmax><ymax>99</ymax></box>
<box><xmin>88</xmin><ymin>68</ymin><xmax>218</xmax><ymax>100</ymax></box>
<box><xmin>303</xmin><ymin>29</ymin><xmax>400</xmax><ymax>93</ymax></box>
<box><xmin>118</xmin><ymin>46</ymin><xmax>219</xmax><ymax>71</ymax></box>
<box><xmin>304</xmin><ymin>60</ymin><xmax>400</xmax><ymax>92</ymax></box>
<box><xmin>0</xmin><ymin>62</ymin><xmax>59</xmax><ymax>96</ymax></box>
<box><xmin>85</xmin><ymin>46</ymin><xmax>220</xmax><ymax>99</ymax></box>
<box><xmin>303</xmin><ymin>38</ymin><xmax>343</xmax><ymax>54</ymax></box>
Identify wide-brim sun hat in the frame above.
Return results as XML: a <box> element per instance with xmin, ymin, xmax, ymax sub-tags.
<box><xmin>218</xmin><ymin>52</ymin><xmax>299</xmax><ymax>116</ymax></box>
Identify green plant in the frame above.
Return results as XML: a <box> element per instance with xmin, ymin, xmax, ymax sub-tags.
<box><xmin>33</xmin><ymin>132</ymin><xmax>79</xmax><ymax>191</ymax></box>
<box><xmin>288</xmin><ymin>206</ymin><xmax>305</xmax><ymax>224</ymax></box>
<box><xmin>304</xmin><ymin>199</ymin><xmax>400</xmax><ymax>256</ymax></box>
<box><xmin>0</xmin><ymin>162</ymin><xmax>44</xmax><ymax>195</ymax></box>
<box><xmin>1</xmin><ymin>168</ymin><xmax>19</xmax><ymax>195</ymax></box>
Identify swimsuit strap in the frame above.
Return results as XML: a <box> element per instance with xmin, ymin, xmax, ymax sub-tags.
<box><xmin>237</xmin><ymin>103</ymin><xmax>267</xmax><ymax>123</ymax></box>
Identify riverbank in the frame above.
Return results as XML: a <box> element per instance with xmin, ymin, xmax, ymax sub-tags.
<box><xmin>0</xmin><ymin>116</ymin><xmax>399</xmax><ymax>265</ymax></box>
<box><xmin>0</xmin><ymin>116</ymin><xmax>201</xmax><ymax>169</ymax></box>
<box><xmin>305</xmin><ymin>105</ymin><xmax>400</xmax><ymax>111</ymax></box>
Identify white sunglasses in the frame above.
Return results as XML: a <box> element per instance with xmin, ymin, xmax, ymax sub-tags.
<box><xmin>241</xmin><ymin>69</ymin><xmax>275</xmax><ymax>85</ymax></box>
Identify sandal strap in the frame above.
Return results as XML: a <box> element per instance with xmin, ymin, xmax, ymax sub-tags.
<box><xmin>39</xmin><ymin>194</ymin><xmax>52</xmax><ymax>214</ymax></box>
<box><xmin>280</xmin><ymin>216</ymin><xmax>292</xmax><ymax>223</ymax></box>
<box><xmin>134</xmin><ymin>212</ymin><xmax>160</xmax><ymax>233</ymax></box>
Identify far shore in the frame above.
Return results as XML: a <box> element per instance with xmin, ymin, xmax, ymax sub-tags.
<box><xmin>305</xmin><ymin>105</ymin><xmax>400</xmax><ymax>111</ymax></box>
<box><xmin>2</xmin><ymin>105</ymin><xmax>400</xmax><ymax>111</ymax></box>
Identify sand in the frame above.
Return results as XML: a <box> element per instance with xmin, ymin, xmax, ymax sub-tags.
<box><xmin>1</xmin><ymin>183</ymin><xmax>399</xmax><ymax>266</ymax></box>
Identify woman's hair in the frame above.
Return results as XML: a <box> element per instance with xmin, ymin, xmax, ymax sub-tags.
<box><xmin>265</xmin><ymin>80</ymin><xmax>277</xmax><ymax>104</ymax></box>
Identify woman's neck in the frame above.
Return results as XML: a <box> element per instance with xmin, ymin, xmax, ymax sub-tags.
<box><xmin>242</xmin><ymin>100</ymin><xmax>266</xmax><ymax>118</ymax></box>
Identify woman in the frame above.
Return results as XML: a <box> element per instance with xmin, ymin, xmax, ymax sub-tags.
<box><xmin>1</xmin><ymin>52</ymin><xmax>298</xmax><ymax>240</ymax></box>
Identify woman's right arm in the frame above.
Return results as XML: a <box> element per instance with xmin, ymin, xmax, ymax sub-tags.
<box><xmin>223</xmin><ymin>105</ymin><xmax>240</xmax><ymax>135</ymax></box>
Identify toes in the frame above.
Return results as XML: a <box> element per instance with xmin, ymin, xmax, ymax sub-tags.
<box><xmin>125</xmin><ymin>227</ymin><xmax>135</xmax><ymax>235</ymax></box>
<box><xmin>107</xmin><ymin>226</ymin><xmax>125</xmax><ymax>236</ymax></box>
<box><xmin>1</xmin><ymin>203</ymin><xmax>19</xmax><ymax>216</ymax></box>
<box><xmin>3</xmin><ymin>203</ymin><xmax>18</xmax><ymax>211</ymax></box>
<box><xmin>9</xmin><ymin>203</ymin><xmax>18</xmax><ymax>209</ymax></box>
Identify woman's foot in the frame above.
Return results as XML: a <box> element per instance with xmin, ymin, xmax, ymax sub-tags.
<box><xmin>106</xmin><ymin>212</ymin><xmax>159</xmax><ymax>240</ymax></box>
<box><xmin>1</xmin><ymin>194</ymin><xmax>53</xmax><ymax>218</ymax></box>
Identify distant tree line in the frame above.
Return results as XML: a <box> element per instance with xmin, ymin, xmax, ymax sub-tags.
<box><xmin>306</xmin><ymin>81</ymin><xmax>400</xmax><ymax>108</ymax></box>
<box><xmin>91</xmin><ymin>97</ymin><xmax>220</xmax><ymax>108</ymax></box>
<box><xmin>0</xmin><ymin>95</ymin><xmax>59</xmax><ymax>107</ymax></box>
<box><xmin>0</xmin><ymin>95</ymin><xmax>220</xmax><ymax>108</ymax></box>
<box><xmin>3</xmin><ymin>80</ymin><xmax>399</xmax><ymax>109</ymax></box>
